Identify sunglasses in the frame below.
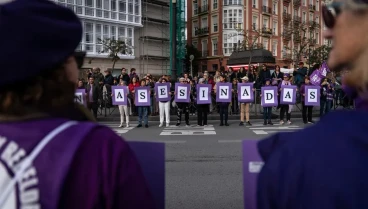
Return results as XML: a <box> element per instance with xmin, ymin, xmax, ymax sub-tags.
<box><xmin>74</xmin><ymin>51</ymin><xmax>86</xmax><ymax>69</ymax></box>
<box><xmin>322</xmin><ymin>1</ymin><xmax>368</xmax><ymax>28</ymax></box>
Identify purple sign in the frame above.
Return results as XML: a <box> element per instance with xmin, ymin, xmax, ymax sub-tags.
<box><xmin>75</xmin><ymin>89</ymin><xmax>87</xmax><ymax>106</ymax></box>
<box><xmin>310</xmin><ymin>70</ymin><xmax>323</xmax><ymax>86</ymax></box>
<box><xmin>135</xmin><ymin>86</ymin><xmax>151</xmax><ymax>106</ymax></box>
<box><xmin>128</xmin><ymin>141</ymin><xmax>165</xmax><ymax>209</ymax></box>
<box><xmin>155</xmin><ymin>83</ymin><xmax>171</xmax><ymax>102</ymax></box>
<box><xmin>175</xmin><ymin>83</ymin><xmax>190</xmax><ymax>103</ymax></box>
<box><xmin>242</xmin><ymin>140</ymin><xmax>263</xmax><ymax>209</ymax></box>
<box><xmin>280</xmin><ymin>85</ymin><xmax>297</xmax><ymax>105</ymax></box>
<box><xmin>261</xmin><ymin>86</ymin><xmax>278</xmax><ymax>107</ymax></box>
<box><xmin>111</xmin><ymin>86</ymin><xmax>128</xmax><ymax>105</ymax></box>
<box><xmin>319</xmin><ymin>61</ymin><xmax>330</xmax><ymax>77</ymax></box>
<box><xmin>304</xmin><ymin>85</ymin><xmax>321</xmax><ymax>106</ymax></box>
<box><xmin>237</xmin><ymin>83</ymin><xmax>254</xmax><ymax>103</ymax></box>
<box><xmin>216</xmin><ymin>82</ymin><xmax>232</xmax><ymax>103</ymax></box>
<box><xmin>196</xmin><ymin>84</ymin><xmax>212</xmax><ymax>104</ymax></box>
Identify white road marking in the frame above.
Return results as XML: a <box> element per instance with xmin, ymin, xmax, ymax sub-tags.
<box><xmin>253</xmin><ymin>130</ymin><xmax>268</xmax><ymax>135</ymax></box>
<box><xmin>247</xmin><ymin>123</ymin><xmax>303</xmax><ymax>135</ymax></box>
<box><xmin>99</xmin><ymin>122</ymin><xmax>136</xmax><ymax>134</ymax></box>
<box><xmin>249</xmin><ymin>126</ymin><xmax>300</xmax><ymax>130</ymax></box>
<box><xmin>160</xmin><ymin>125</ymin><xmax>216</xmax><ymax>135</ymax></box>
<box><xmin>218</xmin><ymin>140</ymin><xmax>242</xmax><ymax>143</ymax></box>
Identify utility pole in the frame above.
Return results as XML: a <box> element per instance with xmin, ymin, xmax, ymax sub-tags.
<box><xmin>189</xmin><ymin>54</ymin><xmax>194</xmax><ymax>78</ymax></box>
<box><xmin>171</xmin><ymin>0</ymin><xmax>177</xmax><ymax>83</ymax></box>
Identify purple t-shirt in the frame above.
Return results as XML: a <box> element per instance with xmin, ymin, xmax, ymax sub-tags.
<box><xmin>0</xmin><ymin>118</ymin><xmax>156</xmax><ymax>209</ymax></box>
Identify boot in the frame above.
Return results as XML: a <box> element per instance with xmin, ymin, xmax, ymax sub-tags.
<box><xmin>268</xmin><ymin>120</ymin><xmax>273</xmax><ymax>125</ymax></box>
<box><xmin>263</xmin><ymin>120</ymin><xmax>267</xmax><ymax>125</ymax></box>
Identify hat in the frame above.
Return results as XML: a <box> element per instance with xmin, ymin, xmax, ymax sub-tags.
<box><xmin>283</xmin><ymin>73</ymin><xmax>290</xmax><ymax>77</ymax></box>
<box><xmin>265</xmin><ymin>78</ymin><xmax>271</xmax><ymax>82</ymax></box>
<box><xmin>0</xmin><ymin>0</ymin><xmax>82</xmax><ymax>86</ymax></box>
<box><xmin>241</xmin><ymin>76</ymin><xmax>249</xmax><ymax>81</ymax></box>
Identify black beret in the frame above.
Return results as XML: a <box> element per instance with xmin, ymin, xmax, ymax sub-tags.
<box><xmin>0</xmin><ymin>0</ymin><xmax>82</xmax><ymax>86</ymax></box>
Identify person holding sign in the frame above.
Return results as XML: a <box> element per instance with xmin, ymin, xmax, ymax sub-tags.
<box><xmin>238</xmin><ymin>76</ymin><xmax>254</xmax><ymax>126</ymax></box>
<box><xmin>278</xmin><ymin>74</ymin><xmax>292</xmax><ymax>125</ymax></box>
<box><xmin>300</xmin><ymin>76</ymin><xmax>315</xmax><ymax>124</ymax></box>
<box><xmin>260</xmin><ymin>79</ymin><xmax>274</xmax><ymax>125</ymax></box>
<box><xmin>136</xmin><ymin>80</ymin><xmax>150</xmax><ymax>128</ymax></box>
<box><xmin>196</xmin><ymin>78</ymin><xmax>210</xmax><ymax>126</ymax></box>
<box><xmin>157</xmin><ymin>78</ymin><xmax>171</xmax><ymax>127</ymax></box>
<box><xmin>214</xmin><ymin>74</ymin><xmax>230</xmax><ymax>126</ymax></box>
<box><xmin>112</xmin><ymin>80</ymin><xmax>130</xmax><ymax>128</ymax></box>
<box><xmin>175</xmin><ymin>78</ymin><xmax>190</xmax><ymax>127</ymax></box>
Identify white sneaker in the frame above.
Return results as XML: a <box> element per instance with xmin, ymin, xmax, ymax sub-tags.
<box><xmin>287</xmin><ymin>120</ymin><xmax>292</xmax><ymax>125</ymax></box>
<box><xmin>166</xmin><ymin>123</ymin><xmax>170</xmax><ymax>127</ymax></box>
<box><xmin>159</xmin><ymin>123</ymin><xmax>163</xmax><ymax>127</ymax></box>
<box><xmin>126</xmin><ymin>124</ymin><xmax>129</xmax><ymax>128</ymax></box>
<box><xmin>280</xmin><ymin>120</ymin><xmax>284</xmax><ymax>125</ymax></box>
<box><xmin>119</xmin><ymin>124</ymin><xmax>123</xmax><ymax>128</ymax></box>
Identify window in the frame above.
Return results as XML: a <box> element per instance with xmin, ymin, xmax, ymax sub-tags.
<box><xmin>309</xmin><ymin>12</ymin><xmax>313</xmax><ymax>21</ymax></box>
<box><xmin>283</xmin><ymin>6</ymin><xmax>287</xmax><ymax>13</ymax></box>
<box><xmin>252</xmin><ymin>15</ymin><xmax>258</xmax><ymax>30</ymax></box>
<box><xmin>263</xmin><ymin>17</ymin><xmax>269</xmax><ymax>28</ymax></box>
<box><xmin>194</xmin><ymin>3</ymin><xmax>198</xmax><ymax>14</ymax></box>
<box><xmin>316</xmin><ymin>0</ymin><xmax>319</xmax><ymax>10</ymax></box>
<box><xmin>316</xmin><ymin>16</ymin><xmax>319</xmax><ymax>24</ymax></box>
<box><xmin>223</xmin><ymin>0</ymin><xmax>242</xmax><ymax>5</ymax></box>
<box><xmin>294</xmin><ymin>8</ymin><xmax>298</xmax><ymax>16</ymax></box>
<box><xmin>213</xmin><ymin>0</ymin><xmax>218</xmax><ymax>9</ymax></box>
<box><xmin>223</xmin><ymin>9</ymin><xmax>243</xmax><ymax>29</ymax></box>
<box><xmin>212</xmin><ymin>15</ymin><xmax>218</xmax><ymax>32</ymax></box>
<box><xmin>272</xmin><ymin>41</ymin><xmax>277</xmax><ymax>56</ymax></box>
<box><xmin>303</xmin><ymin>0</ymin><xmax>306</xmax><ymax>6</ymax></box>
<box><xmin>202</xmin><ymin>40</ymin><xmax>208</xmax><ymax>57</ymax></box>
<box><xmin>263</xmin><ymin>0</ymin><xmax>268</xmax><ymax>6</ymax></box>
<box><xmin>223</xmin><ymin>33</ymin><xmax>243</xmax><ymax>55</ymax></box>
<box><xmin>302</xmin><ymin>12</ymin><xmax>306</xmax><ymax>23</ymax></box>
<box><xmin>263</xmin><ymin>38</ymin><xmax>269</xmax><ymax>50</ymax></box>
<box><xmin>273</xmin><ymin>3</ymin><xmax>277</xmax><ymax>15</ymax></box>
<box><xmin>272</xmin><ymin>21</ymin><xmax>277</xmax><ymax>35</ymax></box>
<box><xmin>253</xmin><ymin>0</ymin><xmax>257</xmax><ymax>8</ymax></box>
<box><xmin>316</xmin><ymin>32</ymin><xmax>319</xmax><ymax>43</ymax></box>
<box><xmin>212</xmin><ymin>39</ymin><xmax>218</xmax><ymax>56</ymax></box>
<box><xmin>309</xmin><ymin>0</ymin><xmax>313</xmax><ymax>5</ymax></box>
<box><xmin>81</xmin><ymin>21</ymin><xmax>135</xmax><ymax>55</ymax></box>
<box><xmin>201</xmin><ymin>17</ymin><xmax>208</xmax><ymax>28</ymax></box>
<box><xmin>192</xmin><ymin>41</ymin><xmax>198</xmax><ymax>49</ymax></box>
<box><xmin>193</xmin><ymin>20</ymin><xmax>198</xmax><ymax>36</ymax></box>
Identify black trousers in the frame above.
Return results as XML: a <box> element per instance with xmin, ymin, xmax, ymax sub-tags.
<box><xmin>219</xmin><ymin>102</ymin><xmax>229</xmax><ymax>124</ymax></box>
<box><xmin>177</xmin><ymin>102</ymin><xmax>189</xmax><ymax>124</ymax></box>
<box><xmin>87</xmin><ymin>102</ymin><xmax>98</xmax><ymax>118</ymax></box>
<box><xmin>280</xmin><ymin>105</ymin><xmax>291</xmax><ymax>121</ymax></box>
<box><xmin>302</xmin><ymin>103</ymin><xmax>313</xmax><ymax>122</ymax></box>
<box><xmin>197</xmin><ymin>104</ymin><xmax>209</xmax><ymax>126</ymax></box>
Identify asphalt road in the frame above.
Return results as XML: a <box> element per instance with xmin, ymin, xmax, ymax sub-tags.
<box><xmin>99</xmin><ymin>119</ymin><xmax>313</xmax><ymax>209</ymax></box>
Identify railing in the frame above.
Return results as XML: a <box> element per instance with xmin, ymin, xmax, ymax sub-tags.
<box><xmin>262</xmin><ymin>6</ymin><xmax>272</xmax><ymax>14</ymax></box>
<box><xmin>195</xmin><ymin>27</ymin><xmax>209</xmax><ymax>36</ymax></box>
<box><xmin>293</xmin><ymin>0</ymin><xmax>301</xmax><ymax>7</ymax></box>
<box><xmin>213</xmin><ymin>49</ymin><xmax>218</xmax><ymax>56</ymax></box>
<box><xmin>198</xmin><ymin>4</ymin><xmax>209</xmax><ymax>14</ymax></box>
<box><xmin>309</xmin><ymin>20</ymin><xmax>320</xmax><ymax>28</ymax></box>
<box><xmin>262</xmin><ymin>27</ymin><xmax>273</xmax><ymax>35</ymax></box>
<box><xmin>200</xmin><ymin>50</ymin><xmax>209</xmax><ymax>57</ymax></box>
<box><xmin>309</xmin><ymin>4</ymin><xmax>315</xmax><ymax>11</ymax></box>
<box><xmin>283</xmin><ymin>0</ymin><xmax>291</xmax><ymax>4</ymax></box>
<box><xmin>223</xmin><ymin>2</ymin><xmax>243</xmax><ymax>6</ymax></box>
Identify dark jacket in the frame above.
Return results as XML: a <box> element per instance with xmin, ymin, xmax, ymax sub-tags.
<box><xmin>86</xmin><ymin>83</ymin><xmax>100</xmax><ymax>102</ymax></box>
<box><xmin>118</xmin><ymin>74</ymin><xmax>130</xmax><ymax>85</ymax></box>
<box><xmin>259</xmin><ymin>69</ymin><xmax>272</xmax><ymax>85</ymax></box>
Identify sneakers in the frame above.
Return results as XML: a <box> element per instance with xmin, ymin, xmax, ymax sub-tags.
<box><xmin>287</xmin><ymin>120</ymin><xmax>292</xmax><ymax>125</ymax></box>
<box><xmin>159</xmin><ymin>123</ymin><xmax>163</xmax><ymax>127</ymax></box>
<box><xmin>176</xmin><ymin>123</ymin><xmax>180</xmax><ymax>126</ymax></box>
<box><xmin>137</xmin><ymin>124</ymin><xmax>142</xmax><ymax>128</ymax></box>
<box><xmin>126</xmin><ymin>123</ymin><xmax>129</xmax><ymax>128</ymax></box>
<box><xmin>280</xmin><ymin>120</ymin><xmax>284</xmax><ymax>125</ymax></box>
<box><xmin>263</xmin><ymin>120</ymin><xmax>267</xmax><ymax>125</ymax></box>
<box><xmin>225</xmin><ymin>123</ymin><xmax>230</xmax><ymax>126</ymax></box>
<box><xmin>308</xmin><ymin>120</ymin><xmax>315</xmax><ymax>124</ymax></box>
<box><xmin>268</xmin><ymin>121</ymin><xmax>274</xmax><ymax>125</ymax></box>
<box><xmin>145</xmin><ymin>124</ymin><xmax>149</xmax><ymax>128</ymax></box>
<box><xmin>186</xmin><ymin>124</ymin><xmax>190</xmax><ymax>127</ymax></box>
<box><xmin>119</xmin><ymin>124</ymin><xmax>123</xmax><ymax>128</ymax></box>
<box><xmin>166</xmin><ymin>123</ymin><xmax>170</xmax><ymax>127</ymax></box>
<box><xmin>246</xmin><ymin>121</ymin><xmax>252</xmax><ymax>126</ymax></box>
<box><xmin>239</xmin><ymin>122</ymin><xmax>244</xmax><ymax>126</ymax></box>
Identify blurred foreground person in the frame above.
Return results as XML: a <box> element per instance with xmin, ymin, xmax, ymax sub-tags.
<box><xmin>0</xmin><ymin>1</ymin><xmax>155</xmax><ymax>208</ymax></box>
<box><xmin>257</xmin><ymin>1</ymin><xmax>368</xmax><ymax>209</ymax></box>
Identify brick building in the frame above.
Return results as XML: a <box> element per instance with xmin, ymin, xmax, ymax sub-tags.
<box><xmin>187</xmin><ymin>0</ymin><xmax>325</xmax><ymax>71</ymax></box>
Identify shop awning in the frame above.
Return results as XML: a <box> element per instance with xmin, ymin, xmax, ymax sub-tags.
<box><xmin>227</xmin><ymin>49</ymin><xmax>276</xmax><ymax>66</ymax></box>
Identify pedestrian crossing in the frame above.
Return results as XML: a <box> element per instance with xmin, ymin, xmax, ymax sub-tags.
<box><xmin>247</xmin><ymin>122</ymin><xmax>303</xmax><ymax>135</ymax></box>
<box><xmin>99</xmin><ymin>122</ymin><xmax>136</xmax><ymax>134</ymax></box>
<box><xmin>160</xmin><ymin>124</ymin><xmax>216</xmax><ymax>135</ymax></box>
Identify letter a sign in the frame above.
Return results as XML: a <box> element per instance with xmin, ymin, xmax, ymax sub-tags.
<box><xmin>261</xmin><ymin>86</ymin><xmax>278</xmax><ymax>107</ymax></box>
<box><xmin>237</xmin><ymin>83</ymin><xmax>254</xmax><ymax>103</ymax></box>
<box><xmin>216</xmin><ymin>83</ymin><xmax>232</xmax><ymax>103</ymax></box>
<box><xmin>304</xmin><ymin>85</ymin><xmax>320</xmax><ymax>106</ymax></box>
<box><xmin>280</xmin><ymin>85</ymin><xmax>297</xmax><ymax>105</ymax></box>
<box><xmin>112</xmin><ymin>86</ymin><xmax>128</xmax><ymax>105</ymax></box>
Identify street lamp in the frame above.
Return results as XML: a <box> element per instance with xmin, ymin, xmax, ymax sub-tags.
<box><xmin>170</xmin><ymin>0</ymin><xmax>177</xmax><ymax>83</ymax></box>
<box><xmin>189</xmin><ymin>54</ymin><xmax>194</xmax><ymax>78</ymax></box>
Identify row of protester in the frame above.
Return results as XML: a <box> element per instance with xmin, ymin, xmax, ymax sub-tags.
<box><xmin>75</xmin><ymin>75</ymin><xmax>322</xmax><ymax>126</ymax></box>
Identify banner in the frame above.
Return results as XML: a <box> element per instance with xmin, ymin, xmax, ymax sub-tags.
<box><xmin>135</xmin><ymin>86</ymin><xmax>151</xmax><ymax>106</ymax></box>
<box><xmin>242</xmin><ymin>140</ymin><xmax>263</xmax><ymax>209</ymax></box>
<box><xmin>280</xmin><ymin>85</ymin><xmax>297</xmax><ymax>105</ymax></box>
<box><xmin>155</xmin><ymin>83</ymin><xmax>171</xmax><ymax>102</ymax></box>
<box><xmin>111</xmin><ymin>86</ymin><xmax>128</xmax><ymax>105</ymax></box>
<box><xmin>175</xmin><ymin>83</ymin><xmax>190</xmax><ymax>103</ymax></box>
<box><xmin>310</xmin><ymin>69</ymin><xmax>323</xmax><ymax>86</ymax></box>
<box><xmin>128</xmin><ymin>142</ymin><xmax>165</xmax><ymax>209</ymax></box>
<box><xmin>216</xmin><ymin>83</ymin><xmax>232</xmax><ymax>103</ymax></box>
<box><xmin>319</xmin><ymin>61</ymin><xmax>330</xmax><ymax>77</ymax></box>
<box><xmin>237</xmin><ymin>83</ymin><xmax>254</xmax><ymax>103</ymax></box>
<box><xmin>196</xmin><ymin>84</ymin><xmax>212</xmax><ymax>104</ymax></box>
<box><xmin>75</xmin><ymin>89</ymin><xmax>86</xmax><ymax>106</ymax></box>
<box><xmin>304</xmin><ymin>85</ymin><xmax>320</xmax><ymax>106</ymax></box>
<box><xmin>261</xmin><ymin>86</ymin><xmax>278</xmax><ymax>107</ymax></box>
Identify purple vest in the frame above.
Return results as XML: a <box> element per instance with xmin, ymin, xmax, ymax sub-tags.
<box><xmin>0</xmin><ymin>118</ymin><xmax>97</xmax><ymax>209</ymax></box>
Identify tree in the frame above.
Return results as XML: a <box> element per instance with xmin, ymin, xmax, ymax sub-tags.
<box><xmin>97</xmin><ymin>38</ymin><xmax>133</xmax><ymax>69</ymax></box>
<box><xmin>227</xmin><ymin>27</ymin><xmax>267</xmax><ymax>67</ymax></box>
<box><xmin>308</xmin><ymin>45</ymin><xmax>332</xmax><ymax>65</ymax></box>
<box><xmin>184</xmin><ymin>44</ymin><xmax>201</xmax><ymax>76</ymax></box>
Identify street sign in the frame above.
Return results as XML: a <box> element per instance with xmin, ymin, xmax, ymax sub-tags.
<box><xmin>189</xmin><ymin>55</ymin><xmax>194</xmax><ymax>61</ymax></box>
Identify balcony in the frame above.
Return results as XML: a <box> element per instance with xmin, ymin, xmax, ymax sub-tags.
<box><xmin>293</xmin><ymin>0</ymin><xmax>301</xmax><ymax>7</ymax></box>
<box><xmin>294</xmin><ymin>36</ymin><xmax>302</xmax><ymax>43</ymax></box>
<box><xmin>262</xmin><ymin>27</ymin><xmax>273</xmax><ymax>35</ymax></box>
<box><xmin>195</xmin><ymin>27</ymin><xmax>209</xmax><ymax>36</ymax></box>
<box><xmin>282</xmin><ymin>53</ymin><xmax>292</xmax><ymax>60</ymax></box>
<box><xmin>223</xmin><ymin>2</ymin><xmax>243</xmax><ymax>6</ymax></box>
<box><xmin>283</xmin><ymin>12</ymin><xmax>292</xmax><ymax>22</ymax></box>
<box><xmin>283</xmin><ymin>0</ymin><xmax>291</xmax><ymax>5</ymax></box>
<box><xmin>309</xmin><ymin>20</ymin><xmax>320</xmax><ymax>28</ymax></box>
<box><xmin>198</xmin><ymin>4</ymin><xmax>209</xmax><ymax>15</ymax></box>
<box><xmin>309</xmin><ymin>4</ymin><xmax>315</xmax><ymax>11</ymax></box>
<box><xmin>200</xmin><ymin>50</ymin><xmax>209</xmax><ymax>57</ymax></box>
<box><xmin>213</xmin><ymin>49</ymin><xmax>218</xmax><ymax>56</ymax></box>
<box><xmin>262</xmin><ymin>6</ymin><xmax>272</xmax><ymax>15</ymax></box>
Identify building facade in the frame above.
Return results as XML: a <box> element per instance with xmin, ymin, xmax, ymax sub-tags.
<box><xmin>187</xmin><ymin>0</ymin><xmax>325</xmax><ymax>71</ymax></box>
<box><xmin>54</xmin><ymin>0</ymin><xmax>170</xmax><ymax>77</ymax></box>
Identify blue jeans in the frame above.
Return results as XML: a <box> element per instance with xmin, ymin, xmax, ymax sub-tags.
<box><xmin>138</xmin><ymin>106</ymin><xmax>149</xmax><ymax>125</ymax></box>
<box><xmin>320</xmin><ymin>99</ymin><xmax>332</xmax><ymax>117</ymax></box>
<box><xmin>263</xmin><ymin>107</ymin><xmax>272</xmax><ymax>121</ymax></box>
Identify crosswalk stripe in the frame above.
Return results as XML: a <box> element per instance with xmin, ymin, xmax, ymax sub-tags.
<box><xmin>250</xmin><ymin>126</ymin><xmax>300</xmax><ymax>130</ymax></box>
<box><xmin>160</xmin><ymin>131</ymin><xmax>216</xmax><ymax>135</ymax></box>
<box><xmin>218</xmin><ymin>140</ymin><xmax>242</xmax><ymax>143</ymax></box>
